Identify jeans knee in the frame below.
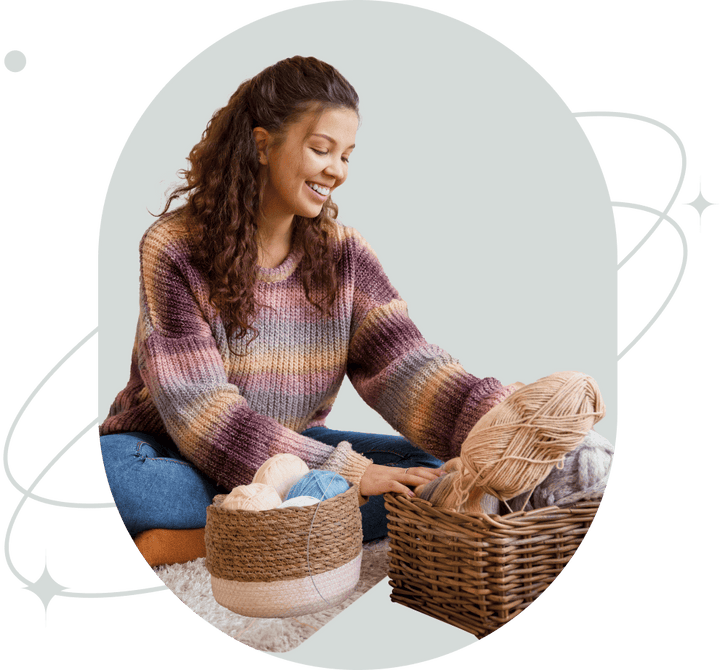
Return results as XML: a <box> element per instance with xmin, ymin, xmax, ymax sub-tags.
<box><xmin>99</xmin><ymin>431</ymin><xmax>223</xmax><ymax>536</ymax></box>
<box><xmin>100</xmin><ymin>432</ymin><xmax>158</xmax><ymax>467</ymax></box>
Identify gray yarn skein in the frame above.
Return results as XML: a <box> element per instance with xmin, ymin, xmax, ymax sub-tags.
<box><xmin>508</xmin><ymin>429</ymin><xmax>614</xmax><ymax>512</ymax></box>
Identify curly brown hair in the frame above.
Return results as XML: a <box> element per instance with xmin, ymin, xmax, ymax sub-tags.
<box><xmin>158</xmin><ymin>56</ymin><xmax>360</xmax><ymax>352</ymax></box>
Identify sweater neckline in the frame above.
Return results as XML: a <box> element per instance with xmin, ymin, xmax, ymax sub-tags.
<box><xmin>256</xmin><ymin>246</ymin><xmax>303</xmax><ymax>284</ymax></box>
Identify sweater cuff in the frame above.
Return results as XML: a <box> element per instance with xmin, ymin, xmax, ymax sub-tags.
<box><xmin>452</xmin><ymin>380</ymin><xmax>519</xmax><ymax>451</ymax></box>
<box><xmin>320</xmin><ymin>441</ymin><xmax>372</xmax><ymax>506</ymax></box>
<box><xmin>472</xmin><ymin>382</ymin><xmax>521</xmax><ymax>431</ymax></box>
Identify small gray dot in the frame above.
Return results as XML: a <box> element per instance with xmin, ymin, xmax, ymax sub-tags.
<box><xmin>5</xmin><ymin>50</ymin><xmax>27</xmax><ymax>72</ymax></box>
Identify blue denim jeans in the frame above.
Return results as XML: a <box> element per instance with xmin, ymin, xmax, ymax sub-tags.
<box><xmin>100</xmin><ymin>427</ymin><xmax>443</xmax><ymax>542</ymax></box>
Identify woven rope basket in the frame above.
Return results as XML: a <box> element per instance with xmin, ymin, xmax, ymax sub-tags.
<box><xmin>205</xmin><ymin>483</ymin><xmax>362</xmax><ymax>618</ymax></box>
<box><xmin>384</xmin><ymin>492</ymin><xmax>600</xmax><ymax>638</ymax></box>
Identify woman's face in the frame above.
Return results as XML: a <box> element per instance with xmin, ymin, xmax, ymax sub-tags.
<box><xmin>257</xmin><ymin>106</ymin><xmax>358</xmax><ymax>224</ymax></box>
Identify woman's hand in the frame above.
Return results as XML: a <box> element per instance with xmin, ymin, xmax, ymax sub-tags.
<box><xmin>359</xmin><ymin>463</ymin><xmax>445</xmax><ymax>498</ymax></box>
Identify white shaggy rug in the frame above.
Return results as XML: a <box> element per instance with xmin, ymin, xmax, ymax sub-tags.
<box><xmin>154</xmin><ymin>538</ymin><xmax>391</xmax><ymax>653</ymax></box>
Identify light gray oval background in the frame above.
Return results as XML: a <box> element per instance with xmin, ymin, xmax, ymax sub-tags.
<box><xmin>98</xmin><ymin>1</ymin><xmax>616</xmax><ymax>666</ymax></box>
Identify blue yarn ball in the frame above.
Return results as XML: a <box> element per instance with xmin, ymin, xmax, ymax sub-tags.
<box><xmin>286</xmin><ymin>470</ymin><xmax>349</xmax><ymax>502</ymax></box>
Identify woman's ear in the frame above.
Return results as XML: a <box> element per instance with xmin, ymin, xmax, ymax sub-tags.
<box><xmin>253</xmin><ymin>127</ymin><xmax>270</xmax><ymax>165</ymax></box>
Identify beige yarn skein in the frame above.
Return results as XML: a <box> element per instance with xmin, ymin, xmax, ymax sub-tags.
<box><xmin>452</xmin><ymin>371</ymin><xmax>606</xmax><ymax>507</ymax></box>
<box><xmin>252</xmin><ymin>453</ymin><xmax>310</xmax><ymax>500</ymax></box>
<box><xmin>221</xmin><ymin>482</ymin><xmax>283</xmax><ymax>511</ymax></box>
<box><xmin>416</xmin><ymin>462</ymin><xmax>497</xmax><ymax>514</ymax></box>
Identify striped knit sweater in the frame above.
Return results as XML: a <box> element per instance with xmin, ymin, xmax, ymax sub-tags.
<box><xmin>100</xmin><ymin>214</ymin><xmax>512</xmax><ymax>492</ymax></box>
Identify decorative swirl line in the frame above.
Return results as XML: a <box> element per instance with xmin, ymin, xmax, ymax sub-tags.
<box><xmin>4</xmin><ymin>329</ymin><xmax>107</xmax><ymax>506</ymax></box>
<box><xmin>4</xmin><ymin>328</ymin><xmax>166</xmax><ymax>599</ymax></box>
<box><xmin>574</xmin><ymin>112</ymin><xmax>687</xmax><ymax>270</ymax></box>
<box><xmin>574</xmin><ymin>112</ymin><xmax>688</xmax><ymax>359</ymax></box>
<box><xmin>611</xmin><ymin>202</ymin><xmax>688</xmax><ymax>360</ymax></box>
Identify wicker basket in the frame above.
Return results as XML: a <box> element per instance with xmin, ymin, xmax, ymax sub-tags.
<box><xmin>205</xmin><ymin>483</ymin><xmax>362</xmax><ymax>618</ymax></box>
<box><xmin>384</xmin><ymin>492</ymin><xmax>600</xmax><ymax>638</ymax></box>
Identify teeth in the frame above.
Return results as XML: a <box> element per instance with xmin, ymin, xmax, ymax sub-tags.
<box><xmin>308</xmin><ymin>182</ymin><xmax>330</xmax><ymax>196</ymax></box>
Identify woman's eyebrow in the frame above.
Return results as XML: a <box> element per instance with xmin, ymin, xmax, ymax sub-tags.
<box><xmin>311</xmin><ymin>133</ymin><xmax>355</xmax><ymax>149</ymax></box>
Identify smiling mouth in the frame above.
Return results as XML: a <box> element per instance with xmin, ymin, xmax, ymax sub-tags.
<box><xmin>307</xmin><ymin>182</ymin><xmax>331</xmax><ymax>197</ymax></box>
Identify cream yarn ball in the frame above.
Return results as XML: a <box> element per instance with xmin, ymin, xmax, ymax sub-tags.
<box><xmin>276</xmin><ymin>496</ymin><xmax>321</xmax><ymax>509</ymax></box>
<box><xmin>252</xmin><ymin>453</ymin><xmax>310</xmax><ymax>500</ymax></box>
<box><xmin>221</xmin><ymin>482</ymin><xmax>282</xmax><ymax>511</ymax></box>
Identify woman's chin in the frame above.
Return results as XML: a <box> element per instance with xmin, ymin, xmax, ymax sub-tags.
<box><xmin>297</xmin><ymin>204</ymin><xmax>324</xmax><ymax>219</ymax></box>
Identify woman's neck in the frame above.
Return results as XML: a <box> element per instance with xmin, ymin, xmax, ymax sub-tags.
<box><xmin>256</xmin><ymin>215</ymin><xmax>294</xmax><ymax>269</ymax></box>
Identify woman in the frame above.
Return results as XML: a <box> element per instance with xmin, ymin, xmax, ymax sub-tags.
<box><xmin>100</xmin><ymin>56</ymin><xmax>517</xmax><ymax>565</ymax></box>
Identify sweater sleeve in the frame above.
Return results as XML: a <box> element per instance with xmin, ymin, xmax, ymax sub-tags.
<box><xmin>136</xmin><ymin>222</ymin><xmax>371</xmax><ymax>493</ymax></box>
<box><xmin>345</xmin><ymin>230</ymin><xmax>513</xmax><ymax>462</ymax></box>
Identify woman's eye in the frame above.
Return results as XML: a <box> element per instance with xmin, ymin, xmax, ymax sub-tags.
<box><xmin>311</xmin><ymin>148</ymin><xmax>349</xmax><ymax>164</ymax></box>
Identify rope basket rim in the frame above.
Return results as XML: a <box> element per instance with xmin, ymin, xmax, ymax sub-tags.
<box><xmin>385</xmin><ymin>491</ymin><xmax>602</xmax><ymax>530</ymax></box>
<box><xmin>210</xmin><ymin>481</ymin><xmax>359</xmax><ymax>518</ymax></box>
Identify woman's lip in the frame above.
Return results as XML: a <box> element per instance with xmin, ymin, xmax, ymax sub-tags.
<box><xmin>306</xmin><ymin>182</ymin><xmax>329</xmax><ymax>200</ymax></box>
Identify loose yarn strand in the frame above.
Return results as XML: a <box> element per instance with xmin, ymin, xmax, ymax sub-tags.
<box><xmin>305</xmin><ymin>472</ymin><xmax>342</xmax><ymax>605</ymax></box>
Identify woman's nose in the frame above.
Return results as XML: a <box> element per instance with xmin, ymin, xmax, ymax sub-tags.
<box><xmin>324</xmin><ymin>156</ymin><xmax>346</xmax><ymax>180</ymax></box>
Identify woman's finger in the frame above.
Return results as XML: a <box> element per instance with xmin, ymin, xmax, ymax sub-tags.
<box><xmin>408</xmin><ymin>466</ymin><xmax>445</xmax><ymax>476</ymax></box>
<box><xmin>403</xmin><ymin>467</ymin><xmax>444</xmax><ymax>478</ymax></box>
<box><xmin>403</xmin><ymin>474</ymin><xmax>438</xmax><ymax>488</ymax></box>
<box><xmin>401</xmin><ymin>468</ymin><xmax>443</xmax><ymax>485</ymax></box>
<box><xmin>389</xmin><ymin>480</ymin><xmax>415</xmax><ymax>497</ymax></box>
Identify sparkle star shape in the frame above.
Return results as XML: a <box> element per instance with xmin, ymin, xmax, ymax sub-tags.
<box><xmin>680</xmin><ymin>175</ymin><xmax>720</xmax><ymax>233</ymax></box>
<box><xmin>24</xmin><ymin>563</ymin><xmax>68</xmax><ymax>613</ymax></box>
